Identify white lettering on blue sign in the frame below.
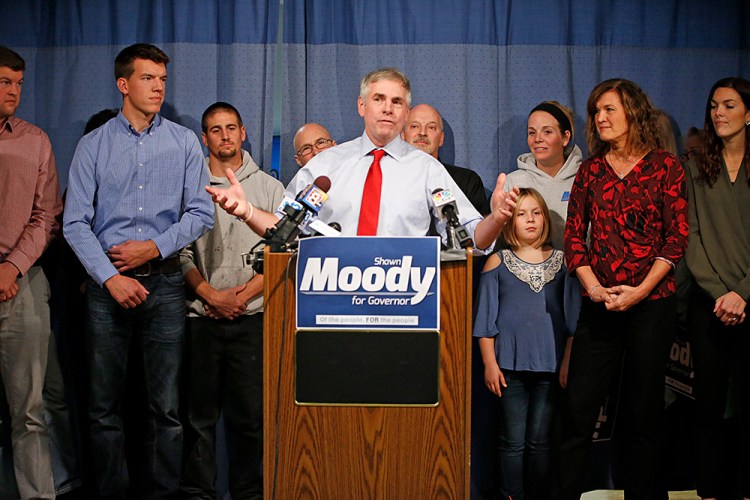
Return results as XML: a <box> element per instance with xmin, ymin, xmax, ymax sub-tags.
<box><xmin>299</xmin><ymin>255</ymin><xmax>436</xmax><ymax>305</ymax></box>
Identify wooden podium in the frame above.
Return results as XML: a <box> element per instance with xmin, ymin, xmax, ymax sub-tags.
<box><xmin>263</xmin><ymin>248</ymin><xmax>473</xmax><ymax>499</ymax></box>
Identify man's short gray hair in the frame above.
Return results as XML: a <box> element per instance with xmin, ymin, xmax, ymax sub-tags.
<box><xmin>359</xmin><ymin>68</ymin><xmax>411</xmax><ymax>107</ymax></box>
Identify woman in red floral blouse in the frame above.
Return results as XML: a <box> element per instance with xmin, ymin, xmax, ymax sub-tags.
<box><xmin>554</xmin><ymin>79</ymin><xmax>689</xmax><ymax>500</ymax></box>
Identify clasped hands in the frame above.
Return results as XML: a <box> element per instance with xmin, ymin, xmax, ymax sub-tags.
<box><xmin>203</xmin><ymin>284</ymin><xmax>248</xmax><ymax>321</ymax></box>
<box><xmin>590</xmin><ymin>284</ymin><xmax>648</xmax><ymax>312</ymax></box>
<box><xmin>103</xmin><ymin>240</ymin><xmax>160</xmax><ymax>309</ymax></box>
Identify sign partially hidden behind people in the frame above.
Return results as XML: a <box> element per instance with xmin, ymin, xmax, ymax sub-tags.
<box><xmin>296</xmin><ymin>236</ymin><xmax>440</xmax><ymax>330</ymax></box>
<box><xmin>665</xmin><ymin>336</ymin><xmax>694</xmax><ymax>399</ymax></box>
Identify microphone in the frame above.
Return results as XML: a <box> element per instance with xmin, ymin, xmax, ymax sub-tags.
<box><xmin>265</xmin><ymin>176</ymin><xmax>331</xmax><ymax>251</ymax></box>
<box><xmin>307</xmin><ymin>219</ymin><xmax>341</xmax><ymax>237</ymax></box>
<box><xmin>431</xmin><ymin>188</ymin><xmax>473</xmax><ymax>250</ymax></box>
<box><xmin>431</xmin><ymin>188</ymin><xmax>460</xmax><ymax>225</ymax></box>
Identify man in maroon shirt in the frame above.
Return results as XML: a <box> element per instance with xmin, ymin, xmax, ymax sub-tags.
<box><xmin>0</xmin><ymin>45</ymin><xmax>62</xmax><ymax>499</ymax></box>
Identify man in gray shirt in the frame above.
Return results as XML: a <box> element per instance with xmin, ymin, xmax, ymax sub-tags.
<box><xmin>180</xmin><ymin>102</ymin><xmax>284</xmax><ymax>499</ymax></box>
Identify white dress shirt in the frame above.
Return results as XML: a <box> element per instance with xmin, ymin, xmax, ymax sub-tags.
<box><xmin>283</xmin><ymin>131</ymin><xmax>484</xmax><ymax>245</ymax></box>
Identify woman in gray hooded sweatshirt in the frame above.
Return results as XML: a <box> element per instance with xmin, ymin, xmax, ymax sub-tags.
<box><xmin>505</xmin><ymin>101</ymin><xmax>583</xmax><ymax>250</ymax></box>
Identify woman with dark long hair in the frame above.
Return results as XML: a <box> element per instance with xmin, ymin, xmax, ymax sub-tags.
<box><xmin>685</xmin><ymin>76</ymin><xmax>750</xmax><ymax>500</ymax></box>
<box><xmin>555</xmin><ymin>79</ymin><xmax>688</xmax><ymax>499</ymax></box>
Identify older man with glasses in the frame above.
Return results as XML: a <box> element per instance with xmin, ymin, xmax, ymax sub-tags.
<box><xmin>293</xmin><ymin>122</ymin><xmax>336</xmax><ymax>167</ymax></box>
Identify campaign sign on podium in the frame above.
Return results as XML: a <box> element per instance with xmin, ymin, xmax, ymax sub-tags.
<box><xmin>296</xmin><ymin>236</ymin><xmax>440</xmax><ymax>331</ymax></box>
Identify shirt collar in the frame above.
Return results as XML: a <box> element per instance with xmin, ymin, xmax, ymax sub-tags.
<box><xmin>116</xmin><ymin>110</ymin><xmax>162</xmax><ymax>136</ymax></box>
<box><xmin>0</xmin><ymin>115</ymin><xmax>19</xmax><ymax>135</ymax></box>
<box><xmin>358</xmin><ymin>130</ymin><xmax>410</xmax><ymax>161</ymax></box>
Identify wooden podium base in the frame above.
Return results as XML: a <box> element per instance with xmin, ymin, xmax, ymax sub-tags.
<box><xmin>263</xmin><ymin>250</ymin><xmax>472</xmax><ymax>499</ymax></box>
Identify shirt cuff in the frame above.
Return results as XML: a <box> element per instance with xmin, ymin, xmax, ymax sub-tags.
<box><xmin>94</xmin><ymin>266</ymin><xmax>119</xmax><ymax>288</ymax></box>
<box><xmin>3</xmin><ymin>252</ymin><xmax>30</xmax><ymax>277</ymax></box>
<box><xmin>151</xmin><ymin>234</ymin><xmax>173</xmax><ymax>260</ymax></box>
<box><xmin>566</xmin><ymin>254</ymin><xmax>589</xmax><ymax>275</ymax></box>
<box><xmin>655</xmin><ymin>256</ymin><xmax>675</xmax><ymax>268</ymax></box>
<box><xmin>180</xmin><ymin>259</ymin><xmax>197</xmax><ymax>275</ymax></box>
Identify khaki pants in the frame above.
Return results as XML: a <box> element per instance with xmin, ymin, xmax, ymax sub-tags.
<box><xmin>0</xmin><ymin>266</ymin><xmax>55</xmax><ymax>499</ymax></box>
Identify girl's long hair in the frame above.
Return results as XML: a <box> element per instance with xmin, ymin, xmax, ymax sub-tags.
<box><xmin>501</xmin><ymin>188</ymin><xmax>552</xmax><ymax>249</ymax></box>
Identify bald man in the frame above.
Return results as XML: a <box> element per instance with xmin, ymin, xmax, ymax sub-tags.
<box><xmin>403</xmin><ymin>104</ymin><xmax>490</xmax><ymax>215</ymax></box>
<box><xmin>293</xmin><ymin>122</ymin><xmax>336</xmax><ymax>167</ymax></box>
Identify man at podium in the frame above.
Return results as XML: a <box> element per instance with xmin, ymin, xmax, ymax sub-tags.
<box><xmin>207</xmin><ymin>68</ymin><xmax>518</xmax><ymax>249</ymax></box>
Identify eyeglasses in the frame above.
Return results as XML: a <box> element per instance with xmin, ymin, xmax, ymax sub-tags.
<box><xmin>296</xmin><ymin>137</ymin><xmax>334</xmax><ymax>157</ymax></box>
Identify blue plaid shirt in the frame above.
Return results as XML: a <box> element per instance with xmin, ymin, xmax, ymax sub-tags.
<box><xmin>64</xmin><ymin>112</ymin><xmax>214</xmax><ymax>286</ymax></box>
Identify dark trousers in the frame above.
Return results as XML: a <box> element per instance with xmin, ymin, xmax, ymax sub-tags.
<box><xmin>181</xmin><ymin>314</ymin><xmax>263</xmax><ymax>500</ymax></box>
<box><xmin>555</xmin><ymin>297</ymin><xmax>675</xmax><ymax>500</ymax></box>
<box><xmin>86</xmin><ymin>272</ymin><xmax>186</xmax><ymax>499</ymax></box>
<box><xmin>690</xmin><ymin>291</ymin><xmax>750</xmax><ymax>498</ymax></box>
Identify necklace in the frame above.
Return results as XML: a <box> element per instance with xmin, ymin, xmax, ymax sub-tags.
<box><xmin>606</xmin><ymin>152</ymin><xmax>641</xmax><ymax>179</ymax></box>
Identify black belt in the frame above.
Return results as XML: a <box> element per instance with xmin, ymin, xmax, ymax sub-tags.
<box><xmin>124</xmin><ymin>257</ymin><xmax>181</xmax><ymax>277</ymax></box>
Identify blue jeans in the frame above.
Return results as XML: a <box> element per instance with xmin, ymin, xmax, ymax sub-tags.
<box><xmin>86</xmin><ymin>272</ymin><xmax>186</xmax><ymax>499</ymax></box>
<box><xmin>496</xmin><ymin>370</ymin><xmax>556</xmax><ymax>500</ymax></box>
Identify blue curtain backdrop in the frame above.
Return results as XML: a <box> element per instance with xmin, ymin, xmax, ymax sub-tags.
<box><xmin>1</xmin><ymin>0</ymin><xmax>748</xmax><ymax>188</ymax></box>
<box><xmin>0</xmin><ymin>0</ymin><xmax>750</xmax><ymax>188</ymax></box>
<box><xmin>282</xmin><ymin>0</ymin><xmax>750</xmax><ymax>186</ymax></box>
<box><xmin>0</xmin><ymin>0</ymin><xmax>279</xmax><ymax>190</ymax></box>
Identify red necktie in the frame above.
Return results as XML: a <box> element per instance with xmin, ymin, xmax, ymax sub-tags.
<box><xmin>357</xmin><ymin>149</ymin><xmax>386</xmax><ymax>235</ymax></box>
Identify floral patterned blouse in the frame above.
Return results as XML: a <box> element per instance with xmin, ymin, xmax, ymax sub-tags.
<box><xmin>564</xmin><ymin>149</ymin><xmax>688</xmax><ymax>300</ymax></box>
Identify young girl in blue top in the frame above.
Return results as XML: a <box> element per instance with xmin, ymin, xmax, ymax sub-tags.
<box><xmin>474</xmin><ymin>187</ymin><xmax>576</xmax><ymax>500</ymax></box>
